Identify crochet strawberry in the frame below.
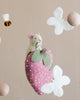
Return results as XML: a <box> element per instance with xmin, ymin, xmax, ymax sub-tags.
<box><xmin>25</xmin><ymin>49</ymin><xmax>54</xmax><ymax>95</ymax></box>
<box><xmin>25</xmin><ymin>33</ymin><xmax>71</xmax><ymax>97</ymax></box>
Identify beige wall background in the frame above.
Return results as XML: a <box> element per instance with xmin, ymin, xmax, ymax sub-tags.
<box><xmin>0</xmin><ymin>0</ymin><xmax>80</xmax><ymax>100</ymax></box>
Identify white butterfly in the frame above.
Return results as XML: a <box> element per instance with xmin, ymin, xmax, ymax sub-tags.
<box><xmin>41</xmin><ymin>65</ymin><xmax>71</xmax><ymax>97</ymax></box>
<box><xmin>47</xmin><ymin>7</ymin><xmax>74</xmax><ymax>35</ymax></box>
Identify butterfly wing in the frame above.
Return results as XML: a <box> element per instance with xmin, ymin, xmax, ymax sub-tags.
<box><xmin>53</xmin><ymin>87</ymin><xmax>63</xmax><ymax>97</ymax></box>
<box><xmin>47</xmin><ymin>17</ymin><xmax>63</xmax><ymax>35</ymax></box>
<box><xmin>47</xmin><ymin>7</ymin><xmax>63</xmax><ymax>25</ymax></box>
<box><xmin>53</xmin><ymin>7</ymin><xmax>63</xmax><ymax>19</ymax></box>
<box><xmin>54</xmin><ymin>22</ymin><xmax>63</xmax><ymax>35</ymax></box>
<box><xmin>47</xmin><ymin>17</ymin><xmax>56</xmax><ymax>26</ymax></box>
<box><xmin>61</xmin><ymin>75</ymin><xmax>71</xmax><ymax>86</ymax></box>
<box><xmin>53</xmin><ymin>65</ymin><xmax>63</xmax><ymax>79</ymax></box>
<box><xmin>41</xmin><ymin>83</ymin><xmax>54</xmax><ymax>94</ymax></box>
<box><xmin>47</xmin><ymin>7</ymin><xmax>64</xmax><ymax>35</ymax></box>
<box><xmin>63</xmin><ymin>21</ymin><xmax>74</xmax><ymax>31</ymax></box>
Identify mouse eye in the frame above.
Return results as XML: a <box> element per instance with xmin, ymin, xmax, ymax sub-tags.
<box><xmin>34</xmin><ymin>37</ymin><xmax>37</xmax><ymax>39</ymax></box>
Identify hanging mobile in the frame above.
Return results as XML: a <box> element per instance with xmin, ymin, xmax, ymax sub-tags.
<box><xmin>25</xmin><ymin>33</ymin><xmax>71</xmax><ymax>97</ymax></box>
<box><xmin>2</xmin><ymin>14</ymin><xmax>11</xmax><ymax>27</ymax></box>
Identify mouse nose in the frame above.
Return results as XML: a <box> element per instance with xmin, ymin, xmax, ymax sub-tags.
<box><xmin>39</xmin><ymin>39</ymin><xmax>41</xmax><ymax>42</ymax></box>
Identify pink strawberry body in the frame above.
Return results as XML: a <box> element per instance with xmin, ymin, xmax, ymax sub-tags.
<box><xmin>25</xmin><ymin>50</ymin><xmax>53</xmax><ymax>95</ymax></box>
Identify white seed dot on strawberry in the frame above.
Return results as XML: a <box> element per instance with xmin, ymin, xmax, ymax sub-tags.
<box><xmin>26</xmin><ymin>65</ymin><xmax>28</xmax><ymax>67</ymax></box>
<box><xmin>38</xmin><ymin>88</ymin><xmax>40</xmax><ymax>90</ymax></box>
<box><xmin>31</xmin><ymin>65</ymin><xmax>33</xmax><ymax>67</ymax></box>
<box><xmin>39</xmin><ymin>82</ymin><xmax>40</xmax><ymax>84</ymax></box>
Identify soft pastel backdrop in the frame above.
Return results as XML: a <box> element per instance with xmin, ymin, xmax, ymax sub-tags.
<box><xmin>0</xmin><ymin>0</ymin><xmax>80</xmax><ymax>100</ymax></box>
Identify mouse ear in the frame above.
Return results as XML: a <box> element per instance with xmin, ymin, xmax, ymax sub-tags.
<box><xmin>28</xmin><ymin>35</ymin><xmax>33</xmax><ymax>39</ymax></box>
<box><xmin>37</xmin><ymin>32</ymin><xmax>40</xmax><ymax>35</ymax></box>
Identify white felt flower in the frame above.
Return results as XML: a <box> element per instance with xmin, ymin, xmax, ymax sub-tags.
<box><xmin>41</xmin><ymin>65</ymin><xmax>71</xmax><ymax>97</ymax></box>
<box><xmin>47</xmin><ymin>7</ymin><xmax>74</xmax><ymax>35</ymax></box>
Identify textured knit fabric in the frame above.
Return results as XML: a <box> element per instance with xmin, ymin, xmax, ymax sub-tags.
<box><xmin>25</xmin><ymin>50</ymin><xmax>53</xmax><ymax>95</ymax></box>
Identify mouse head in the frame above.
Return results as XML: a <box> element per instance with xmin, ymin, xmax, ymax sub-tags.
<box><xmin>28</xmin><ymin>33</ymin><xmax>42</xmax><ymax>47</ymax></box>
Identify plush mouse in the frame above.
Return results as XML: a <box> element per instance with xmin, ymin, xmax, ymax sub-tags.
<box><xmin>25</xmin><ymin>33</ymin><xmax>53</xmax><ymax>95</ymax></box>
<box><xmin>26</xmin><ymin>33</ymin><xmax>42</xmax><ymax>55</ymax></box>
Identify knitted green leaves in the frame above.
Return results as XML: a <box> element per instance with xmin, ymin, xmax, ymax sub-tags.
<box><xmin>31</xmin><ymin>50</ymin><xmax>42</xmax><ymax>62</ymax></box>
<box><xmin>31</xmin><ymin>49</ymin><xmax>51</xmax><ymax>66</ymax></box>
